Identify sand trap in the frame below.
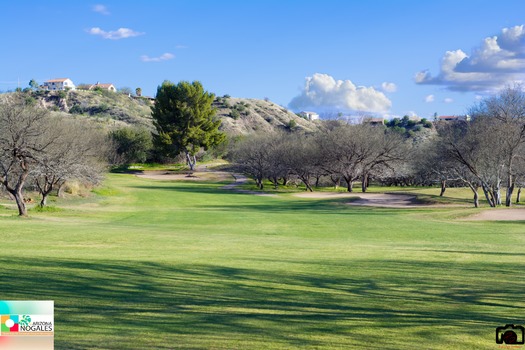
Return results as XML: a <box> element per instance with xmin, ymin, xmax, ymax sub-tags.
<box><xmin>462</xmin><ymin>208</ymin><xmax>525</xmax><ymax>221</ymax></box>
<box><xmin>295</xmin><ymin>192</ymin><xmax>424</xmax><ymax>208</ymax></box>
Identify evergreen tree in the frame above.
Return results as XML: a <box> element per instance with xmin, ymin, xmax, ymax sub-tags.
<box><xmin>151</xmin><ymin>80</ymin><xmax>225</xmax><ymax>170</ymax></box>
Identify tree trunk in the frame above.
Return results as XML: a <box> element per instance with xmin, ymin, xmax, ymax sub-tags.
<box><xmin>464</xmin><ymin>182</ymin><xmax>479</xmax><ymax>208</ymax></box>
<box><xmin>13</xmin><ymin>189</ymin><xmax>27</xmax><ymax>216</ymax></box>
<box><xmin>495</xmin><ymin>186</ymin><xmax>502</xmax><ymax>206</ymax></box>
<box><xmin>481</xmin><ymin>184</ymin><xmax>495</xmax><ymax>207</ymax></box>
<box><xmin>330</xmin><ymin>175</ymin><xmax>340</xmax><ymax>189</ymax></box>
<box><xmin>300</xmin><ymin>175</ymin><xmax>313</xmax><ymax>192</ymax></box>
<box><xmin>473</xmin><ymin>190</ymin><xmax>479</xmax><ymax>208</ymax></box>
<box><xmin>185</xmin><ymin>152</ymin><xmax>196</xmax><ymax>171</ymax></box>
<box><xmin>517</xmin><ymin>187</ymin><xmax>522</xmax><ymax>203</ymax></box>
<box><xmin>439</xmin><ymin>179</ymin><xmax>446</xmax><ymax>197</ymax></box>
<box><xmin>361</xmin><ymin>174</ymin><xmax>368</xmax><ymax>193</ymax></box>
<box><xmin>40</xmin><ymin>194</ymin><xmax>48</xmax><ymax>207</ymax></box>
<box><xmin>505</xmin><ymin>174</ymin><xmax>514</xmax><ymax>207</ymax></box>
<box><xmin>346</xmin><ymin>180</ymin><xmax>353</xmax><ymax>193</ymax></box>
<box><xmin>39</xmin><ymin>187</ymin><xmax>55</xmax><ymax>207</ymax></box>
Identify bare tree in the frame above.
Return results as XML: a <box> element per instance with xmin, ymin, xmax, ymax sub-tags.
<box><xmin>0</xmin><ymin>97</ymin><xmax>55</xmax><ymax>216</ymax></box>
<box><xmin>285</xmin><ymin>133</ymin><xmax>322</xmax><ymax>192</ymax></box>
<box><xmin>230</xmin><ymin>133</ymin><xmax>274</xmax><ymax>189</ymax></box>
<box><xmin>437</xmin><ymin>118</ymin><xmax>508</xmax><ymax>207</ymax></box>
<box><xmin>358</xmin><ymin>128</ymin><xmax>407</xmax><ymax>192</ymax></box>
<box><xmin>317</xmin><ymin>124</ymin><xmax>406</xmax><ymax>192</ymax></box>
<box><xmin>470</xmin><ymin>85</ymin><xmax>525</xmax><ymax>206</ymax></box>
<box><xmin>32</xmin><ymin>119</ymin><xmax>107</xmax><ymax>207</ymax></box>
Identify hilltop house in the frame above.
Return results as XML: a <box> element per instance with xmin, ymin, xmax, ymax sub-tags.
<box><xmin>437</xmin><ymin>115</ymin><xmax>471</xmax><ymax>122</ymax></box>
<box><xmin>76</xmin><ymin>82</ymin><xmax>117</xmax><ymax>92</ymax></box>
<box><xmin>43</xmin><ymin>78</ymin><xmax>76</xmax><ymax>91</ymax></box>
<box><xmin>89</xmin><ymin>82</ymin><xmax>116</xmax><ymax>92</ymax></box>
<box><xmin>363</xmin><ymin>117</ymin><xmax>385</xmax><ymax>126</ymax></box>
<box><xmin>299</xmin><ymin>111</ymin><xmax>320</xmax><ymax>120</ymax></box>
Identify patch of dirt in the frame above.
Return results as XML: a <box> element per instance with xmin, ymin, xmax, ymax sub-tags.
<box><xmin>221</xmin><ymin>174</ymin><xmax>276</xmax><ymax>197</ymax></box>
<box><xmin>136</xmin><ymin>170</ymin><xmax>231</xmax><ymax>182</ymax></box>
<box><xmin>461</xmin><ymin>208</ymin><xmax>525</xmax><ymax>221</ymax></box>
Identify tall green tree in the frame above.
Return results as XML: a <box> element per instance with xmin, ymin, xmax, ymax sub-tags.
<box><xmin>151</xmin><ymin>80</ymin><xmax>225</xmax><ymax>170</ymax></box>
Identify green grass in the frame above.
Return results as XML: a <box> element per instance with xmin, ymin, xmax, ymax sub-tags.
<box><xmin>1</xmin><ymin>174</ymin><xmax>524</xmax><ymax>349</ymax></box>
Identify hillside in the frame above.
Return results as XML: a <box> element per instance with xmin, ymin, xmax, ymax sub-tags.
<box><xmin>24</xmin><ymin>90</ymin><xmax>319</xmax><ymax>135</ymax></box>
<box><xmin>213</xmin><ymin>96</ymin><xmax>320</xmax><ymax>135</ymax></box>
<box><xmin>37</xmin><ymin>90</ymin><xmax>154</xmax><ymax>128</ymax></box>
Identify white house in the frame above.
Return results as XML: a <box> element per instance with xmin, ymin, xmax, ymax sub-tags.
<box><xmin>89</xmin><ymin>82</ymin><xmax>116</xmax><ymax>92</ymax></box>
<box><xmin>43</xmin><ymin>78</ymin><xmax>76</xmax><ymax>91</ymax></box>
<box><xmin>299</xmin><ymin>111</ymin><xmax>320</xmax><ymax>120</ymax></box>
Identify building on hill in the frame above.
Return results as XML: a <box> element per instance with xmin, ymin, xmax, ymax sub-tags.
<box><xmin>298</xmin><ymin>111</ymin><xmax>320</xmax><ymax>120</ymax></box>
<box><xmin>363</xmin><ymin>117</ymin><xmax>385</xmax><ymax>126</ymax></box>
<box><xmin>89</xmin><ymin>82</ymin><xmax>116</xmax><ymax>92</ymax></box>
<box><xmin>437</xmin><ymin>115</ymin><xmax>471</xmax><ymax>122</ymax></box>
<box><xmin>43</xmin><ymin>78</ymin><xmax>76</xmax><ymax>91</ymax></box>
<box><xmin>76</xmin><ymin>82</ymin><xmax>116</xmax><ymax>92</ymax></box>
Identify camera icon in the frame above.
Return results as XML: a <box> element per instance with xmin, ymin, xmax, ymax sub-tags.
<box><xmin>496</xmin><ymin>324</ymin><xmax>525</xmax><ymax>344</ymax></box>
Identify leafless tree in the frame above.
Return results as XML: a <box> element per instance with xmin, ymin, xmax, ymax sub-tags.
<box><xmin>0</xmin><ymin>97</ymin><xmax>55</xmax><ymax>216</ymax></box>
<box><xmin>437</xmin><ymin>118</ymin><xmax>508</xmax><ymax>207</ymax></box>
<box><xmin>32</xmin><ymin>119</ymin><xmax>107</xmax><ymax>207</ymax></box>
<box><xmin>230</xmin><ymin>133</ymin><xmax>274</xmax><ymax>189</ymax></box>
<box><xmin>317</xmin><ymin>124</ymin><xmax>406</xmax><ymax>192</ymax></box>
<box><xmin>470</xmin><ymin>85</ymin><xmax>525</xmax><ymax>206</ymax></box>
<box><xmin>0</xmin><ymin>96</ymin><xmax>108</xmax><ymax>215</ymax></box>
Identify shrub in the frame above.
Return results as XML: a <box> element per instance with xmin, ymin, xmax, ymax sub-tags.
<box><xmin>109</xmin><ymin>126</ymin><xmax>153</xmax><ymax>164</ymax></box>
<box><xmin>287</xmin><ymin>119</ymin><xmax>297</xmax><ymax>129</ymax></box>
<box><xmin>229</xmin><ymin>109</ymin><xmax>240</xmax><ymax>120</ymax></box>
<box><xmin>69</xmin><ymin>104</ymin><xmax>83</xmax><ymax>114</ymax></box>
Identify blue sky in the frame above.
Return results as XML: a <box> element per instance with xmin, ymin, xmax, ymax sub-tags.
<box><xmin>2</xmin><ymin>0</ymin><xmax>525</xmax><ymax>119</ymax></box>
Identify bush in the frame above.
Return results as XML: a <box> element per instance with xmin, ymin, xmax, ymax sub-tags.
<box><xmin>69</xmin><ymin>104</ymin><xmax>83</xmax><ymax>114</ymax></box>
<box><xmin>109</xmin><ymin>126</ymin><xmax>153</xmax><ymax>164</ymax></box>
<box><xmin>229</xmin><ymin>109</ymin><xmax>240</xmax><ymax>120</ymax></box>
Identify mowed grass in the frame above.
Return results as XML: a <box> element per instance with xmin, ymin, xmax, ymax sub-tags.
<box><xmin>1</xmin><ymin>174</ymin><xmax>524</xmax><ymax>349</ymax></box>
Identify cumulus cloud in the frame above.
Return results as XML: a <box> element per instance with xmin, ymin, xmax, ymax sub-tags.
<box><xmin>88</xmin><ymin>27</ymin><xmax>144</xmax><ymax>40</ymax></box>
<box><xmin>140</xmin><ymin>53</ymin><xmax>175</xmax><ymax>62</ymax></box>
<box><xmin>93</xmin><ymin>4</ymin><xmax>110</xmax><ymax>15</ymax></box>
<box><xmin>289</xmin><ymin>73</ymin><xmax>392</xmax><ymax>113</ymax></box>
<box><xmin>381</xmin><ymin>82</ymin><xmax>397</xmax><ymax>93</ymax></box>
<box><xmin>415</xmin><ymin>24</ymin><xmax>525</xmax><ymax>91</ymax></box>
<box><xmin>425</xmin><ymin>94</ymin><xmax>435</xmax><ymax>103</ymax></box>
<box><xmin>444</xmin><ymin>98</ymin><xmax>454</xmax><ymax>103</ymax></box>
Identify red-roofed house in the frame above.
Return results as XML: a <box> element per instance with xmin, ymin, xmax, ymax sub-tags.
<box><xmin>43</xmin><ymin>78</ymin><xmax>76</xmax><ymax>91</ymax></box>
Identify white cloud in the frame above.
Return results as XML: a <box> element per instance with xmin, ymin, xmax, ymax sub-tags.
<box><xmin>381</xmin><ymin>82</ymin><xmax>397</xmax><ymax>93</ymax></box>
<box><xmin>141</xmin><ymin>53</ymin><xmax>175</xmax><ymax>62</ymax></box>
<box><xmin>93</xmin><ymin>4</ymin><xmax>110</xmax><ymax>15</ymax></box>
<box><xmin>289</xmin><ymin>73</ymin><xmax>391</xmax><ymax>113</ymax></box>
<box><xmin>88</xmin><ymin>27</ymin><xmax>144</xmax><ymax>40</ymax></box>
<box><xmin>425</xmin><ymin>94</ymin><xmax>435</xmax><ymax>103</ymax></box>
<box><xmin>415</xmin><ymin>24</ymin><xmax>525</xmax><ymax>91</ymax></box>
<box><xmin>444</xmin><ymin>98</ymin><xmax>454</xmax><ymax>103</ymax></box>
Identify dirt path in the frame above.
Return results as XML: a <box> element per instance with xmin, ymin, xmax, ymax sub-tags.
<box><xmin>221</xmin><ymin>174</ymin><xmax>276</xmax><ymax>197</ymax></box>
